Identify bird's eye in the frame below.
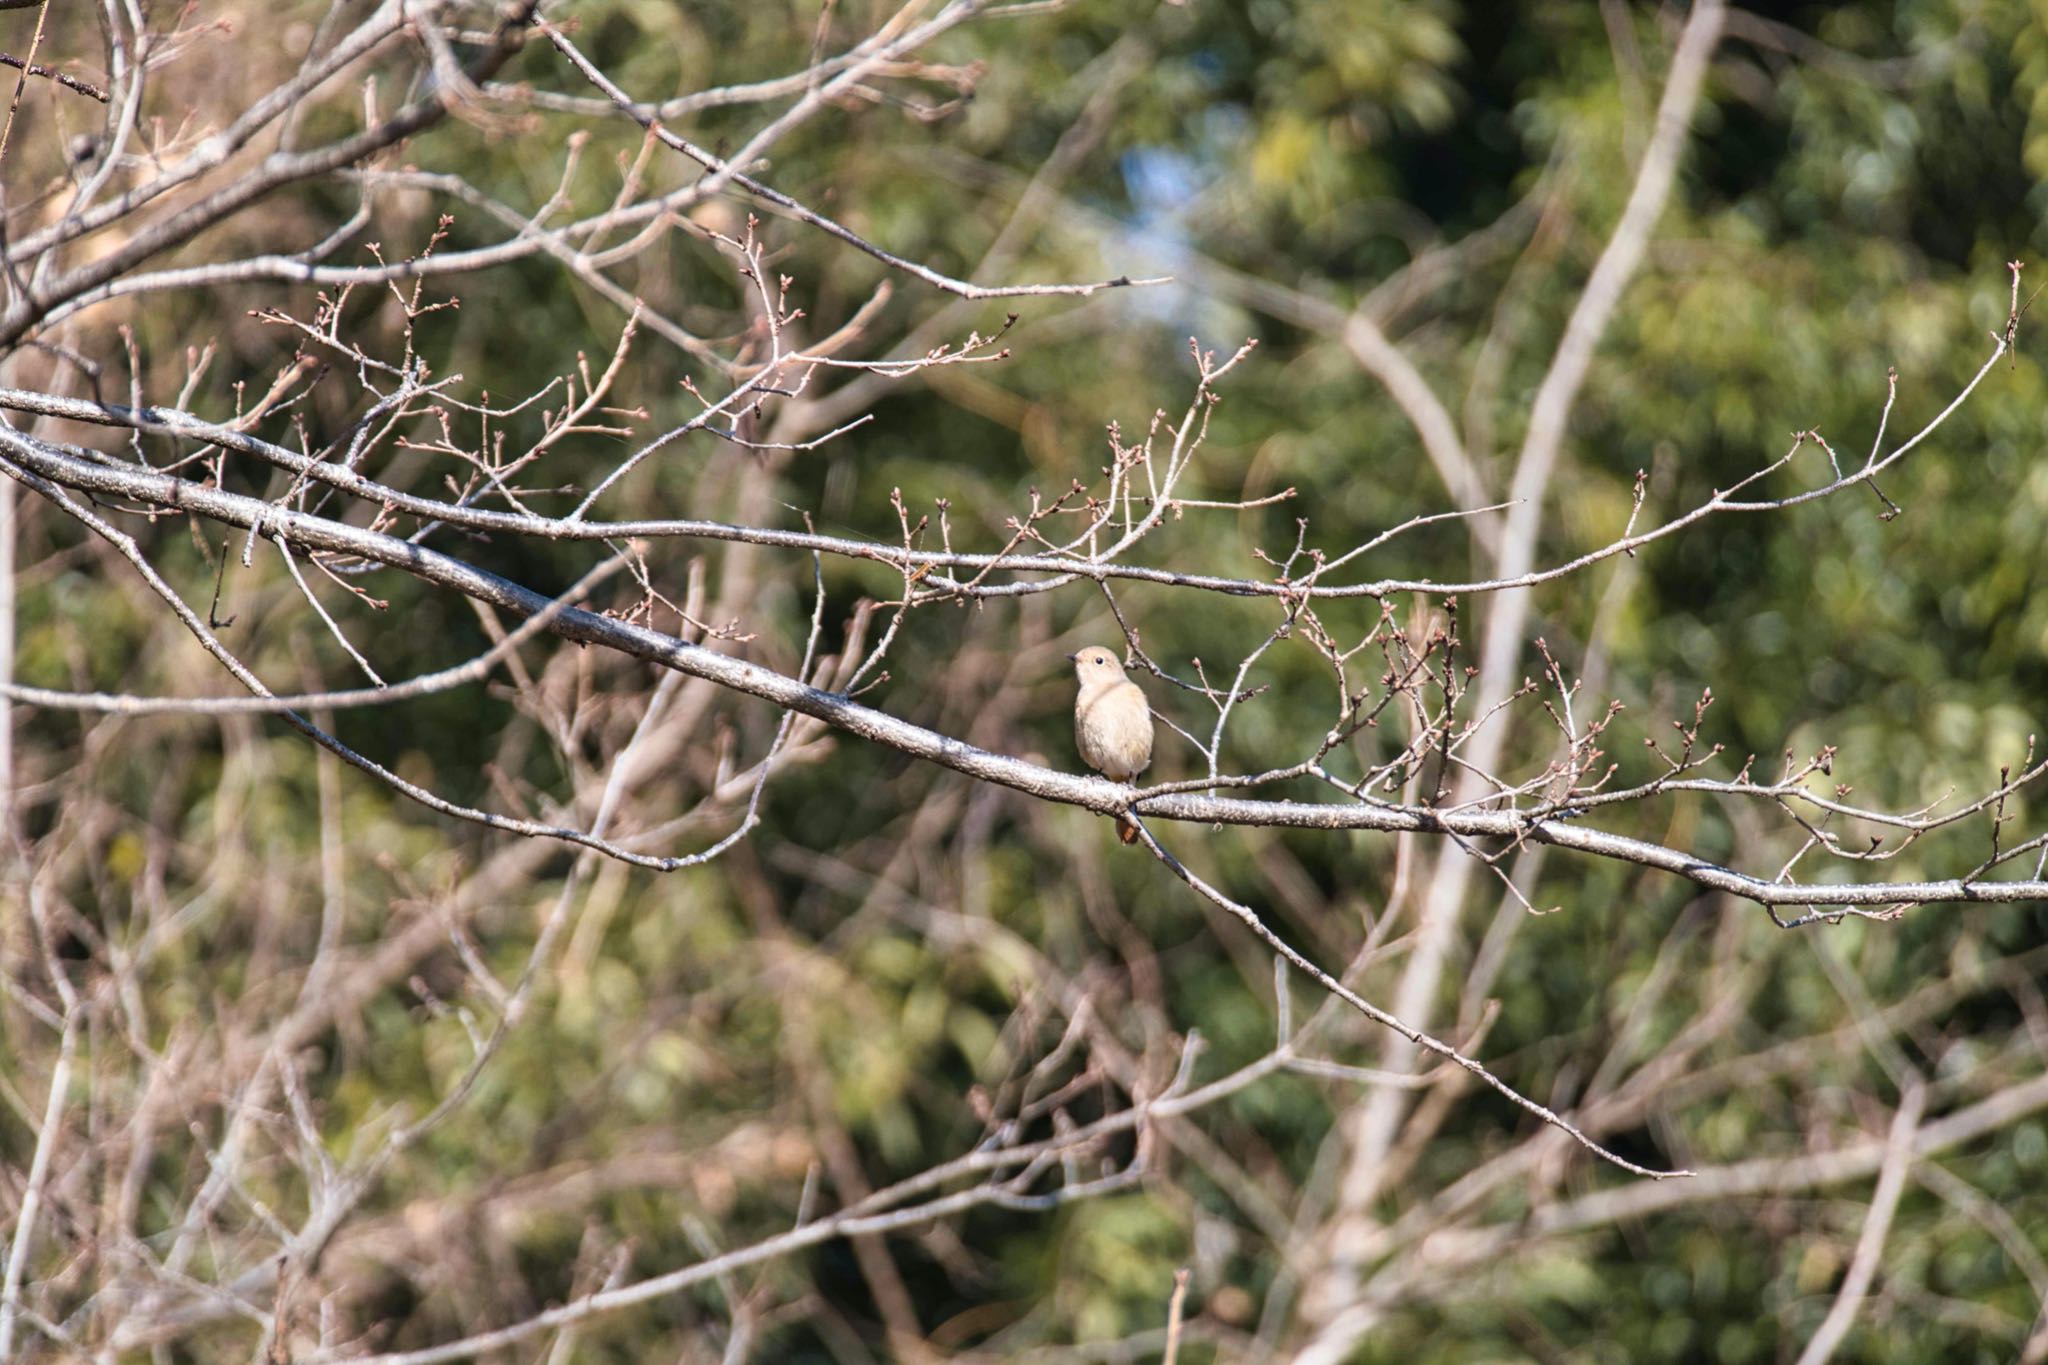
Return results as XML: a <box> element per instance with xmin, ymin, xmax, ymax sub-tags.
<box><xmin>1095</xmin><ymin>655</ymin><xmax>1106</xmax><ymax>665</ymax></box>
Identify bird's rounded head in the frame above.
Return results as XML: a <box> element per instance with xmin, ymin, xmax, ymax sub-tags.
<box><xmin>1067</xmin><ymin>646</ymin><xmax>1128</xmax><ymax>687</ymax></box>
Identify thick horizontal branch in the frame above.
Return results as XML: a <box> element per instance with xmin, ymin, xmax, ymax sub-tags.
<box><xmin>0</xmin><ymin>373</ymin><xmax>2001</xmax><ymax>609</ymax></box>
<box><xmin>4</xmin><ymin>429</ymin><xmax>2043</xmax><ymax>911</ymax></box>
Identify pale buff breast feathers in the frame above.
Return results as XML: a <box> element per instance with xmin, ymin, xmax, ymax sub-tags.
<box><xmin>1076</xmin><ymin>677</ymin><xmax>1153</xmax><ymax>782</ymax></box>
<box><xmin>1069</xmin><ymin>646</ymin><xmax>1154</xmax><ymax>789</ymax></box>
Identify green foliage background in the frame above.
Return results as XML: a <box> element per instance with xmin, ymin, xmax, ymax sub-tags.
<box><xmin>13</xmin><ymin>1</ymin><xmax>2048</xmax><ymax>1360</ymax></box>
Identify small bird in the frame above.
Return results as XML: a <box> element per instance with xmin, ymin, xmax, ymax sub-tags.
<box><xmin>1069</xmin><ymin>646</ymin><xmax>1154</xmax><ymax>844</ymax></box>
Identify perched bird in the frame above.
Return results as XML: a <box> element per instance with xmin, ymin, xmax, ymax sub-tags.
<box><xmin>1069</xmin><ymin>646</ymin><xmax>1154</xmax><ymax>844</ymax></box>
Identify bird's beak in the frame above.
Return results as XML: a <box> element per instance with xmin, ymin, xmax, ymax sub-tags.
<box><xmin>1065</xmin><ymin>652</ymin><xmax>1078</xmax><ymax>662</ymax></box>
